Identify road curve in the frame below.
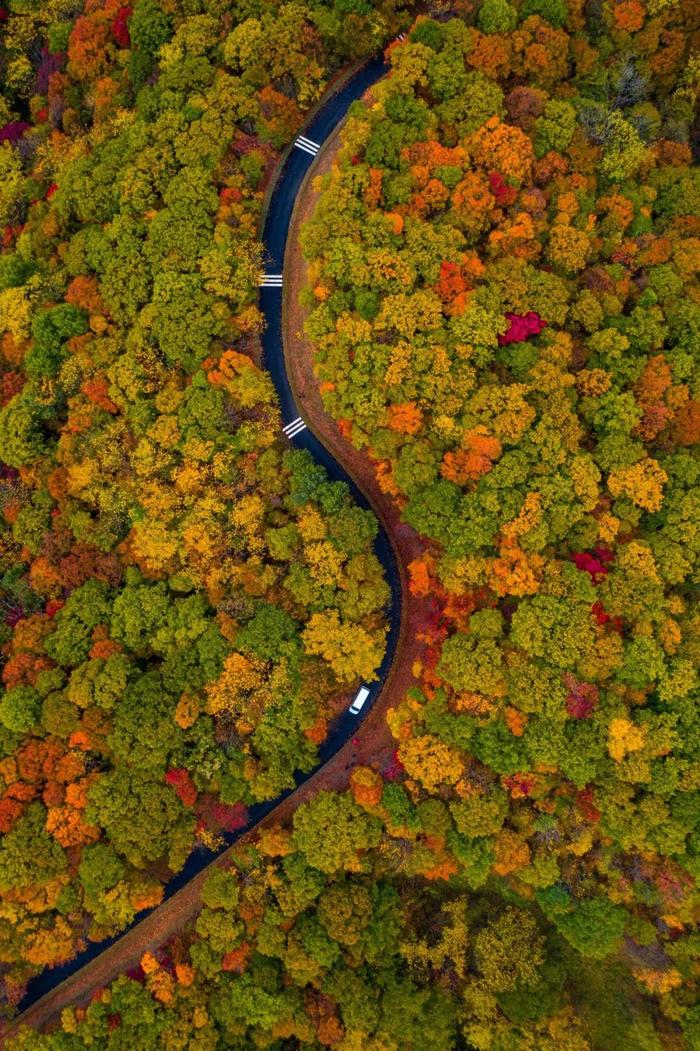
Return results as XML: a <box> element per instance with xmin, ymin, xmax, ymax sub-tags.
<box><xmin>11</xmin><ymin>55</ymin><xmax>398</xmax><ymax>1026</ymax></box>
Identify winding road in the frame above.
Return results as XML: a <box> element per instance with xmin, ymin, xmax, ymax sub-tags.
<box><xmin>259</xmin><ymin>51</ymin><xmax>400</xmax><ymax>764</ymax></box>
<box><xmin>9</xmin><ymin>54</ymin><xmax>404</xmax><ymax>1033</ymax></box>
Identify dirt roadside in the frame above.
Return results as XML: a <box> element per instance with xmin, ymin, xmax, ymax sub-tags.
<box><xmin>3</xmin><ymin>81</ymin><xmax>427</xmax><ymax>1043</ymax></box>
<box><xmin>282</xmin><ymin>116</ymin><xmax>430</xmax><ymax>774</ymax></box>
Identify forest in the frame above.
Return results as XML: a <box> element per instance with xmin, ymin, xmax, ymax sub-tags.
<box><xmin>0</xmin><ymin>0</ymin><xmax>699</xmax><ymax>1047</ymax></box>
<box><xmin>0</xmin><ymin>0</ymin><xmax>394</xmax><ymax>1007</ymax></box>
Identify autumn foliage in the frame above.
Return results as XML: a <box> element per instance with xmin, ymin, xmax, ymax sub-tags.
<box><xmin>1</xmin><ymin>0</ymin><xmax>699</xmax><ymax>1045</ymax></box>
<box><xmin>299</xmin><ymin>6</ymin><xmax>700</xmax><ymax>1047</ymax></box>
<box><xmin>0</xmin><ymin>0</ymin><xmax>393</xmax><ymax>1007</ymax></box>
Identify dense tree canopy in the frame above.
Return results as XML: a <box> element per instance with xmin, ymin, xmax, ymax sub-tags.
<box><xmin>5</xmin><ymin>796</ymin><xmax>691</xmax><ymax>1050</ymax></box>
<box><xmin>0</xmin><ymin>0</ymin><xmax>397</xmax><ymax>1003</ymax></box>
<box><xmin>0</xmin><ymin>0</ymin><xmax>698</xmax><ymax>1046</ymax></box>
<box><xmin>299</xmin><ymin>0</ymin><xmax>700</xmax><ymax>1045</ymax></box>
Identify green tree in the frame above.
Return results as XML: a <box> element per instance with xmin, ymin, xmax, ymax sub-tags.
<box><xmin>85</xmin><ymin>769</ymin><xmax>195</xmax><ymax>869</ymax></box>
<box><xmin>0</xmin><ymin>684</ymin><xmax>42</xmax><ymax>733</ymax></box>
<box><xmin>292</xmin><ymin>791</ymin><xmax>382</xmax><ymax>873</ymax></box>
<box><xmin>0</xmin><ymin>803</ymin><xmax>67</xmax><ymax>891</ymax></box>
<box><xmin>478</xmin><ymin>0</ymin><xmax>518</xmax><ymax>34</ymax></box>
<box><xmin>129</xmin><ymin>0</ymin><xmax>172</xmax><ymax>55</ymax></box>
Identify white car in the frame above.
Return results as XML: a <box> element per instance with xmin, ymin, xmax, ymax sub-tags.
<box><xmin>349</xmin><ymin>686</ymin><xmax>370</xmax><ymax>715</ymax></box>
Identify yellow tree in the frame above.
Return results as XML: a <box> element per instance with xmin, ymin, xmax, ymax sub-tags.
<box><xmin>302</xmin><ymin>610</ymin><xmax>385</xmax><ymax>684</ymax></box>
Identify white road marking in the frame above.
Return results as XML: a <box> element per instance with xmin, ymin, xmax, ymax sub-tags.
<box><xmin>295</xmin><ymin>135</ymin><xmax>320</xmax><ymax>156</ymax></box>
<box><xmin>283</xmin><ymin>417</ymin><xmax>306</xmax><ymax>438</ymax></box>
<box><xmin>260</xmin><ymin>274</ymin><xmax>283</xmax><ymax>287</ymax></box>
